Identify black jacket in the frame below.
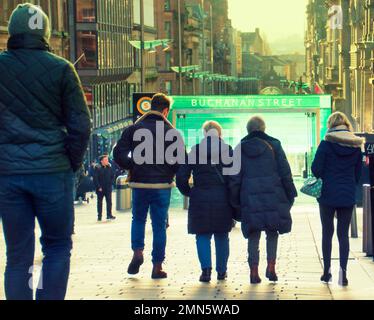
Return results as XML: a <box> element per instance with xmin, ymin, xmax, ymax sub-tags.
<box><xmin>176</xmin><ymin>137</ymin><xmax>234</xmax><ymax>235</ymax></box>
<box><xmin>113</xmin><ymin>111</ymin><xmax>185</xmax><ymax>189</ymax></box>
<box><xmin>93</xmin><ymin>164</ymin><xmax>114</xmax><ymax>193</ymax></box>
<box><xmin>229</xmin><ymin>132</ymin><xmax>297</xmax><ymax>237</ymax></box>
<box><xmin>312</xmin><ymin>127</ymin><xmax>363</xmax><ymax>208</ymax></box>
<box><xmin>0</xmin><ymin>34</ymin><xmax>92</xmax><ymax>175</ymax></box>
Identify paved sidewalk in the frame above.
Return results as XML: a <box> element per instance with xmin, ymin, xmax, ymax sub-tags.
<box><xmin>1</xmin><ymin>194</ymin><xmax>374</xmax><ymax>300</ymax></box>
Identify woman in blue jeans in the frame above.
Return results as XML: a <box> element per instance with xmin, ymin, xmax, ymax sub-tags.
<box><xmin>177</xmin><ymin>121</ymin><xmax>234</xmax><ymax>282</ymax></box>
<box><xmin>312</xmin><ymin>112</ymin><xmax>363</xmax><ymax>286</ymax></box>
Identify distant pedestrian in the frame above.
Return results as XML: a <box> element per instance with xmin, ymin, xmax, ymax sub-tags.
<box><xmin>114</xmin><ymin>93</ymin><xmax>185</xmax><ymax>279</ymax></box>
<box><xmin>93</xmin><ymin>155</ymin><xmax>116</xmax><ymax>221</ymax></box>
<box><xmin>229</xmin><ymin>116</ymin><xmax>297</xmax><ymax>284</ymax></box>
<box><xmin>0</xmin><ymin>4</ymin><xmax>91</xmax><ymax>300</ymax></box>
<box><xmin>88</xmin><ymin>161</ymin><xmax>97</xmax><ymax>178</ymax></box>
<box><xmin>312</xmin><ymin>112</ymin><xmax>363</xmax><ymax>286</ymax></box>
<box><xmin>177</xmin><ymin>121</ymin><xmax>234</xmax><ymax>283</ymax></box>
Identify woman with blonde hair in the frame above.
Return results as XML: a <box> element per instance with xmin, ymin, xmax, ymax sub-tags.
<box><xmin>176</xmin><ymin>121</ymin><xmax>234</xmax><ymax>282</ymax></box>
<box><xmin>312</xmin><ymin>112</ymin><xmax>363</xmax><ymax>286</ymax></box>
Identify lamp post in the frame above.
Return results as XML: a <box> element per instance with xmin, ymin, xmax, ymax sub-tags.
<box><xmin>210</xmin><ymin>3</ymin><xmax>214</xmax><ymax>95</ymax></box>
<box><xmin>202</xmin><ymin>0</ymin><xmax>206</xmax><ymax>95</ymax></box>
<box><xmin>177</xmin><ymin>0</ymin><xmax>183</xmax><ymax>95</ymax></box>
<box><xmin>140</xmin><ymin>0</ymin><xmax>145</xmax><ymax>92</ymax></box>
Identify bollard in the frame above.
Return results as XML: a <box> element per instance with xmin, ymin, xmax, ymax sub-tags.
<box><xmin>116</xmin><ymin>175</ymin><xmax>132</xmax><ymax>211</ymax></box>
<box><xmin>363</xmin><ymin>184</ymin><xmax>373</xmax><ymax>256</ymax></box>
<box><xmin>351</xmin><ymin>206</ymin><xmax>358</xmax><ymax>239</ymax></box>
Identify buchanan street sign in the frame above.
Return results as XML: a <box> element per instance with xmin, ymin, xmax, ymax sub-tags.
<box><xmin>170</xmin><ymin>95</ymin><xmax>332</xmax><ymax>110</ymax></box>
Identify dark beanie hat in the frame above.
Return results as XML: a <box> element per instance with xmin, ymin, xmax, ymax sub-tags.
<box><xmin>8</xmin><ymin>3</ymin><xmax>51</xmax><ymax>40</ymax></box>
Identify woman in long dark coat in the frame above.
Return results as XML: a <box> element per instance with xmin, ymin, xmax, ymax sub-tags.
<box><xmin>312</xmin><ymin>112</ymin><xmax>363</xmax><ymax>286</ymax></box>
<box><xmin>177</xmin><ymin>121</ymin><xmax>234</xmax><ymax>283</ymax></box>
<box><xmin>229</xmin><ymin>116</ymin><xmax>297</xmax><ymax>284</ymax></box>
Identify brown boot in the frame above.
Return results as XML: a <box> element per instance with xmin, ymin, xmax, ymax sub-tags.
<box><xmin>266</xmin><ymin>260</ymin><xmax>278</xmax><ymax>282</ymax></box>
<box><xmin>250</xmin><ymin>265</ymin><xmax>262</xmax><ymax>284</ymax></box>
<box><xmin>127</xmin><ymin>249</ymin><xmax>144</xmax><ymax>275</ymax></box>
<box><xmin>152</xmin><ymin>263</ymin><xmax>167</xmax><ymax>279</ymax></box>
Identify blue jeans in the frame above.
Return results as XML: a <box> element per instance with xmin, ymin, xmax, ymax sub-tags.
<box><xmin>131</xmin><ymin>188</ymin><xmax>171</xmax><ymax>264</ymax></box>
<box><xmin>0</xmin><ymin>171</ymin><xmax>74</xmax><ymax>300</ymax></box>
<box><xmin>196</xmin><ymin>233</ymin><xmax>230</xmax><ymax>274</ymax></box>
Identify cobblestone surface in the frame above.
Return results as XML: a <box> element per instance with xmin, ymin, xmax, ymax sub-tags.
<box><xmin>1</xmin><ymin>193</ymin><xmax>374</xmax><ymax>300</ymax></box>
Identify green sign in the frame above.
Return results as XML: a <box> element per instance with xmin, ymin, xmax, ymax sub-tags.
<box><xmin>170</xmin><ymin>95</ymin><xmax>332</xmax><ymax>110</ymax></box>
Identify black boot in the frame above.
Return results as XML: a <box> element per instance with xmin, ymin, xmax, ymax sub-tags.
<box><xmin>340</xmin><ymin>268</ymin><xmax>348</xmax><ymax>287</ymax></box>
<box><xmin>127</xmin><ymin>249</ymin><xmax>144</xmax><ymax>275</ymax></box>
<box><xmin>320</xmin><ymin>271</ymin><xmax>332</xmax><ymax>283</ymax></box>
<box><xmin>199</xmin><ymin>268</ymin><xmax>212</xmax><ymax>283</ymax></box>
<box><xmin>217</xmin><ymin>272</ymin><xmax>227</xmax><ymax>281</ymax></box>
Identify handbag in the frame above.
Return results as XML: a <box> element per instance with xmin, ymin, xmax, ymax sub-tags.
<box><xmin>300</xmin><ymin>177</ymin><xmax>323</xmax><ymax>198</ymax></box>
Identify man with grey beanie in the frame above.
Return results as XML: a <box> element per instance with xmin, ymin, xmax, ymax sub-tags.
<box><xmin>0</xmin><ymin>3</ymin><xmax>91</xmax><ymax>300</ymax></box>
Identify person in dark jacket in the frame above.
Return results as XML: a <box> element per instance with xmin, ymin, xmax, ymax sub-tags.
<box><xmin>229</xmin><ymin>116</ymin><xmax>297</xmax><ymax>284</ymax></box>
<box><xmin>113</xmin><ymin>93</ymin><xmax>185</xmax><ymax>279</ymax></box>
<box><xmin>312</xmin><ymin>112</ymin><xmax>363</xmax><ymax>287</ymax></box>
<box><xmin>94</xmin><ymin>155</ymin><xmax>116</xmax><ymax>221</ymax></box>
<box><xmin>177</xmin><ymin>121</ymin><xmax>234</xmax><ymax>283</ymax></box>
<box><xmin>0</xmin><ymin>4</ymin><xmax>91</xmax><ymax>300</ymax></box>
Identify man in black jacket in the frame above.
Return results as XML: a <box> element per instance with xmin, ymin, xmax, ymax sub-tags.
<box><xmin>94</xmin><ymin>155</ymin><xmax>116</xmax><ymax>221</ymax></box>
<box><xmin>114</xmin><ymin>93</ymin><xmax>185</xmax><ymax>279</ymax></box>
<box><xmin>0</xmin><ymin>4</ymin><xmax>91</xmax><ymax>300</ymax></box>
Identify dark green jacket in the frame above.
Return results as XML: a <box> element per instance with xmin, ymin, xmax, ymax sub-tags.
<box><xmin>0</xmin><ymin>34</ymin><xmax>92</xmax><ymax>175</ymax></box>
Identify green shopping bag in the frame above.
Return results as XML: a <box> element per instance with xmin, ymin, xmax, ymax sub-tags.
<box><xmin>300</xmin><ymin>177</ymin><xmax>323</xmax><ymax>199</ymax></box>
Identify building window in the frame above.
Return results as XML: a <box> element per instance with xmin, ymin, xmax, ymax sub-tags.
<box><xmin>165</xmin><ymin>81</ymin><xmax>172</xmax><ymax>95</ymax></box>
<box><xmin>165</xmin><ymin>21</ymin><xmax>171</xmax><ymax>39</ymax></box>
<box><xmin>165</xmin><ymin>52</ymin><xmax>171</xmax><ymax>70</ymax></box>
<box><xmin>0</xmin><ymin>1</ymin><xmax>17</xmax><ymax>26</ymax></box>
<box><xmin>76</xmin><ymin>0</ymin><xmax>96</xmax><ymax>23</ymax></box>
<box><xmin>164</xmin><ymin>0</ymin><xmax>171</xmax><ymax>11</ymax></box>
<box><xmin>76</xmin><ymin>31</ymin><xmax>98</xmax><ymax>69</ymax></box>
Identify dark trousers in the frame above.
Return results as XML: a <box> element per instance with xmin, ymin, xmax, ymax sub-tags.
<box><xmin>248</xmin><ymin>231</ymin><xmax>278</xmax><ymax>266</ymax></box>
<box><xmin>0</xmin><ymin>171</ymin><xmax>74</xmax><ymax>300</ymax></box>
<box><xmin>97</xmin><ymin>190</ymin><xmax>112</xmax><ymax>219</ymax></box>
<box><xmin>319</xmin><ymin>204</ymin><xmax>353</xmax><ymax>272</ymax></box>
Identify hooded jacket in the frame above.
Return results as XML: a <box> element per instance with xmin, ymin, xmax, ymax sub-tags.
<box><xmin>113</xmin><ymin>111</ymin><xmax>185</xmax><ymax>189</ymax></box>
<box><xmin>0</xmin><ymin>34</ymin><xmax>92</xmax><ymax>175</ymax></box>
<box><xmin>312</xmin><ymin>125</ymin><xmax>363</xmax><ymax>207</ymax></box>
<box><xmin>176</xmin><ymin>136</ymin><xmax>234</xmax><ymax>235</ymax></box>
<box><xmin>229</xmin><ymin>132</ymin><xmax>296</xmax><ymax>237</ymax></box>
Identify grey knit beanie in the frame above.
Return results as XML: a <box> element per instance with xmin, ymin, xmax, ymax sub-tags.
<box><xmin>8</xmin><ymin>3</ymin><xmax>51</xmax><ymax>40</ymax></box>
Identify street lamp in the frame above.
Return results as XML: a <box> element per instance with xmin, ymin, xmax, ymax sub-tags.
<box><xmin>140</xmin><ymin>0</ymin><xmax>145</xmax><ymax>92</ymax></box>
<box><xmin>129</xmin><ymin>39</ymin><xmax>172</xmax><ymax>90</ymax></box>
<box><xmin>177</xmin><ymin>0</ymin><xmax>183</xmax><ymax>95</ymax></box>
<box><xmin>129</xmin><ymin>39</ymin><xmax>172</xmax><ymax>50</ymax></box>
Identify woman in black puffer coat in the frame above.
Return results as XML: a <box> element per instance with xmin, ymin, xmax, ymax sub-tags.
<box><xmin>177</xmin><ymin>121</ymin><xmax>234</xmax><ymax>283</ymax></box>
<box><xmin>312</xmin><ymin>112</ymin><xmax>363</xmax><ymax>286</ymax></box>
<box><xmin>229</xmin><ymin>116</ymin><xmax>297</xmax><ymax>284</ymax></box>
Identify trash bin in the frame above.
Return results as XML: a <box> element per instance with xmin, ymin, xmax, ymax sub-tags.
<box><xmin>356</xmin><ymin>133</ymin><xmax>374</xmax><ymax>258</ymax></box>
<box><xmin>116</xmin><ymin>175</ymin><xmax>132</xmax><ymax>211</ymax></box>
<box><xmin>363</xmin><ymin>185</ymin><xmax>373</xmax><ymax>256</ymax></box>
<box><xmin>355</xmin><ymin>133</ymin><xmax>372</xmax><ymax>207</ymax></box>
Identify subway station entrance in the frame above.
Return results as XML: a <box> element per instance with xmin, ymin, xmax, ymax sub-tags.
<box><xmin>169</xmin><ymin>95</ymin><xmax>332</xmax><ymax>177</ymax></box>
